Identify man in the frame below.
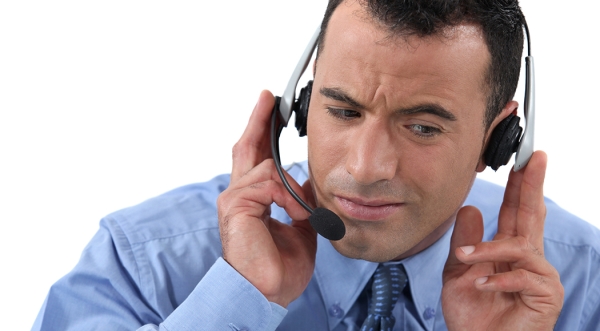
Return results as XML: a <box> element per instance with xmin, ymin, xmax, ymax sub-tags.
<box><xmin>32</xmin><ymin>0</ymin><xmax>600</xmax><ymax>330</ymax></box>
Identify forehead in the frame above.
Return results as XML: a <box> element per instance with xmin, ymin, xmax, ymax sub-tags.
<box><xmin>316</xmin><ymin>2</ymin><xmax>490</xmax><ymax>116</ymax></box>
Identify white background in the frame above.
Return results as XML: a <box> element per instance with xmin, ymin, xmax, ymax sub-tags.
<box><xmin>1</xmin><ymin>0</ymin><xmax>598</xmax><ymax>328</ymax></box>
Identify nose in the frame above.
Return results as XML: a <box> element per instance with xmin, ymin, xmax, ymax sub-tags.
<box><xmin>345</xmin><ymin>120</ymin><xmax>398</xmax><ymax>185</ymax></box>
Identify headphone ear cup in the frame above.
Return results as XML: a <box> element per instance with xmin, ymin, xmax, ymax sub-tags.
<box><xmin>293</xmin><ymin>80</ymin><xmax>313</xmax><ymax>137</ymax></box>
<box><xmin>484</xmin><ymin>114</ymin><xmax>523</xmax><ymax>171</ymax></box>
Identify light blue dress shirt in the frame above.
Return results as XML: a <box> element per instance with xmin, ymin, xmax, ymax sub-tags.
<box><xmin>32</xmin><ymin>162</ymin><xmax>600</xmax><ymax>330</ymax></box>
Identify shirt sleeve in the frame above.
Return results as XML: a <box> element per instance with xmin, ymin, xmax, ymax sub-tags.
<box><xmin>31</xmin><ymin>219</ymin><xmax>287</xmax><ymax>331</ymax></box>
<box><xmin>578</xmin><ymin>251</ymin><xmax>600</xmax><ymax>331</ymax></box>
<box><xmin>580</xmin><ymin>299</ymin><xmax>600</xmax><ymax>331</ymax></box>
<box><xmin>137</xmin><ymin>258</ymin><xmax>288</xmax><ymax>331</ymax></box>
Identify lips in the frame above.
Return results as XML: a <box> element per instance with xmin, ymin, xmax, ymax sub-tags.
<box><xmin>334</xmin><ymin>195</ymin><xmax>403</xmax><ymax>221</ymax></box>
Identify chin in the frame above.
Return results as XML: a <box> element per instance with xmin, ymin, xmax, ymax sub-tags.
<box><xmin>329</xmin><ymin>229</ymin><xmax>410</xmax><ymax>262</ymax></box>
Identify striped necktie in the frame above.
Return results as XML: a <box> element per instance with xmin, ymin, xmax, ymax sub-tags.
<box><xmin>360</xmin><ymin>264</ymin><xmax>408</xmax><ymax>331</ymax></box>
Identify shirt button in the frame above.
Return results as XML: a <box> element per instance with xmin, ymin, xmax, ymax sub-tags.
<box><xmin>228</xmin><ymin>323</ymin><xmax>249</xmax><ymax>331</ymax></box>
<box><xmin>328</xmin><ymin>303</ymin><xmax>345</xmax><ymax>318</ymax></box>
<box><xmin>423</xmin><ymin>307</ymin><xmax>436</xmax><ymax>320</ymax></box>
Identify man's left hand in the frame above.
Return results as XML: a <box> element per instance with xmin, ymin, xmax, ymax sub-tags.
<box><xmin>442</xmin><ymin>151</ymin><xmax>564</xmax><ymax>330</ymax></box>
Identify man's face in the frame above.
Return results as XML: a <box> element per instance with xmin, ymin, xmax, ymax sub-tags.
<box><xmin>307</xmin><ymin>2</ymin><xmax>493</xmax><ymax>262</ymax></box>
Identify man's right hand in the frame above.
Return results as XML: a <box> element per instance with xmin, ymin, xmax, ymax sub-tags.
<box><xmin>217</xmin><ymin>90</ymin><xmax>318</xmax><ymax>308</ymax></box>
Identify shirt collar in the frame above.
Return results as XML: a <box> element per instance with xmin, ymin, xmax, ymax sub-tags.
<box><xmin>314</xmin><ymin>224</ymin><xmax>453</xmax><ymax>331</ymax></box>
<box><xmin>314</xmin><ymin>235</ymin><xmax>378</xmax><ymax>330</ymax></box>
<box><xmin>401</xmin><ymin>224</ymin><xmax>453</xmax><ymax>330</ymax></box>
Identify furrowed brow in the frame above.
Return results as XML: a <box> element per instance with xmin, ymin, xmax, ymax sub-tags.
<box><xmin>320</xmin><ymin>87</ymin><xmax>365</xmax><ymax>109</ymax></box>
<box><xmin>319</xmin><ymin>87</ymin><xmax>457</xmax><ymax>121</ymax></box>
<box><xmin>397</xmin><ymin>104</ymin><xmax>457</xmax><ymax>121</ymax></box>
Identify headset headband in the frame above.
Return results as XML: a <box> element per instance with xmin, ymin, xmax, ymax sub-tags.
<box><xmin>277</xmin><ymin>24</ymin><xmax>535</xmax><ymax>172</ymax></box>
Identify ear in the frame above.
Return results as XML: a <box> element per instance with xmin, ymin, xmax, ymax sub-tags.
<box><xmin>476</xmin><ymin>100</ymin><xmax>519</xmax><ymax>172</ymax></box>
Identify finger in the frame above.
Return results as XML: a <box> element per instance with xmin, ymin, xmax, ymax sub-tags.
<box><xmin>473</xmin><ymin>268</ymin><xmax>561</xmax><ymax>301</ymax></box>
<box><xmin>454</xmin><ymin>236</ymin><xmax>555</xmax><ymax>276</ymax></box>
<box><xmin>444</xmin><ymin>206</ymin><xmax>484</xmax><ymax>275</ymax></box>
<box><xmin>234</xmin><ymin>179</ymin><xmax>311</xmax><ymax>222</ymax></box>
<box><xmin>230</xmin><ymin>90</ymin><xmax>276</xmax><ymax>183</ymax></box>
<box><xmin>475</xmin><ymin>268</ymin><xmax>564</xmax><ymax>324</ymax></box>
<box><xmin>219</xmin><ymin>176</ymin><xmax>311</xmax><ymax>257</ymax></box>
<box><xmin>497</xmin><ymin>160</ymin><xmax>525</xmax><ymax>238</ymax></box>
<box><xmin>516</xmin><ymin>151</ymin><xmax>548</xmax><ymax>250</ymax></box>
<box><xmin>289</xmin><ymin>179</ymin><xmax>318</xmax><ymax>236</ymax></box>
<box><xmin>497</xmin><ymin>151</ymin><xmax>547</xmax><ymax>247</ymax></box>
<box><xmin>226</xmin><ymin>159</ymin><xmax>311</xmax><ymax>222</ymax></box>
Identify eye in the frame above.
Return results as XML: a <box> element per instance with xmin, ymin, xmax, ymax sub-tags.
<box><xmin>407</xmin><ymin>124</ymin><xmax>441</xmax><ymax>138</ymax></box>
<box><xmin>327</xmin><ymin>107</ymin><xmax>361</xmax><ymax>121</ymax></box>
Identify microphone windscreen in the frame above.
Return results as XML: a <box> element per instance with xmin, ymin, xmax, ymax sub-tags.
<box><xmin>309</xmin><ymin>207</ymin><xmax>346</xmax><ymax>241</ymax></box>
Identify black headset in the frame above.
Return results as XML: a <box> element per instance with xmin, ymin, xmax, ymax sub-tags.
<box><xmin>270</xmin><ymin>23</ymin><xmax>535</xmax><ymax>241</ymax></box>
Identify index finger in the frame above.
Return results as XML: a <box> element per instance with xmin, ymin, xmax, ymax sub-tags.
<box><xmin>515</xmin><ymin>150</ymin><xmax>547</xmax><ymax>250</ymax></box>
<box><xmin>497</xmin><ymin>162</ymin><xmax>525</xmax><ymax>238</ymax></box>
<box><xmin>231</xmin><ymin>90</ymin><xmax>276</xmax><ymax>182</ymax></box>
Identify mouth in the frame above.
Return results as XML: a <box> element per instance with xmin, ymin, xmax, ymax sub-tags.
<box><xmin>334</xmin><ymin>195</ymin><xmax>403</xmax><ymax>221</ymax></box>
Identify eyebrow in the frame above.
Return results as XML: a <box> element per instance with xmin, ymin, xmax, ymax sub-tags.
<box><xmin>320</xmin><ymin>87</ymin><xmax>365</xmax><ymax>109</ymax></box>
<box><xmin>398</xmin><ymin>104</ymin><xmax>457</xmax><ymax>121</ymax></box>
<box><xmin>319</xmin><ymin>86</ymin><xmax>457</xmax><ymax>121</ymax></box>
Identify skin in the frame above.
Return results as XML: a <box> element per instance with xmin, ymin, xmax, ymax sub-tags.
<box><xmin>443</xmin><ymin>157</ymin><xmax>564</xmax><ymax>330</ymax></box>
<box><xmin>217</xmin><ymin>1</ymin><xmax>563</xmax><ymax>329</ymax></box>
<box><xmin>308</xmin><ymin>3</ymin><xmax>496</xmax><ymax>262</ymax></box>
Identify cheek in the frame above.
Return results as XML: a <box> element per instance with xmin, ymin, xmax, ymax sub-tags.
<box><xmin>413</xmin><ymin>137</ymin><xmax>482</xmax><ymax>217</ymax></box>
<box><xmin>306</xmin><ymin>111</ymin><xmax>351</xmax><ymax>200</ymax></box>
<box><xmin>307</xmin><ymin>114</ymin><xmax>334</xmax><ymax>183</ymax></box>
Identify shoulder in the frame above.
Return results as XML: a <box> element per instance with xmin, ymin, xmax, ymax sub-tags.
<box><xmin>467</xmin><ymin>178</ymin><xmax>600</xmax><ymax>250</ymax></box>
<box><xmin>100</xmin><ymin>161</ymin><xmax>309</xmax><ymax>248</ymax></box>
<box><xmin>89</xmin><ymin>173</ymin><xmax>234</xmax><ymax>315</ymax></box>
<box><xmin>104</xmin><ymin>173</ymin><xmax>231</xmax><ymax>245</ymax></box>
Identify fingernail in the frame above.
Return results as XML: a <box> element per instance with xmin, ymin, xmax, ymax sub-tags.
<box><xmin>460</xmin><ymin>245</ymin><xmax>475</xmax><ymax>255</ymax></box>
<box><xmin>476</xmin><ymin>276</ymin><xmax>488</xmax><ymax>285</ymax></box>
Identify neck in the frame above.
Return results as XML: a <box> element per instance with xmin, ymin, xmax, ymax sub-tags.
<box><xmin>392</xmin><ymin>214</ymin><xmax>456</xmax><ymax>261</ymax></box>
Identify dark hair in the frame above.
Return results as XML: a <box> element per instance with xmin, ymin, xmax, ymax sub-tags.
<box><xmin>316</xmin><ymin>0</ymin><xmax>525</xmax><ymax>130</ymax></box>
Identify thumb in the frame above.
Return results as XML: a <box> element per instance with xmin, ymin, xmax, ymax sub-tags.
<box><xmin>444</xmin><ymin>206</ymin><xmax>484</xmax><ymax>274</ymax></box>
